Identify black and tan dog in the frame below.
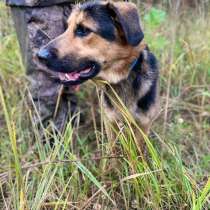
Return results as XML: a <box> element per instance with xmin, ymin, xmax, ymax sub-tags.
<box><xmin>37</xmin><ymin>0</ymin><xmax>159</xmax><ymax>151</ymax></box>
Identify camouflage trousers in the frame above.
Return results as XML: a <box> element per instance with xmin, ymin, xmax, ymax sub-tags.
<box><xmin>7</xmin><ymin>1</ymin><xmax>77</xmax><ymax>132</ymax></box>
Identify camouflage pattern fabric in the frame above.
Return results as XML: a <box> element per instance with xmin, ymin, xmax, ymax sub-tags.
<box><xmin>7</xmin><ymin>0</ymin><xmax>72</xmax><ymax>7</ymax></box>
<box><xmin>7</xmin><ymin>1</ymin><xmax>77</xmax><ymax>132</ymax></box>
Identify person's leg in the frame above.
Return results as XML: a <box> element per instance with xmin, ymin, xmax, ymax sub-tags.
<box><xmin>9</xmin><ymin>3</ymin><xmax>77</xmax><ymax>133</ymax></box>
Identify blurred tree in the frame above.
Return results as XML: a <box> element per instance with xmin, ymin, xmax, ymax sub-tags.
<box><xmin>139</xmin><ymin>0</ymin><xmax>201</xmax><ymax>8</ymax></box>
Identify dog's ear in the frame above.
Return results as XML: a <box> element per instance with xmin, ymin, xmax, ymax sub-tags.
<box><xmin>107</xmin><ymin>1</ymin><xmax>144</xmax><ymax>46</ymax></box>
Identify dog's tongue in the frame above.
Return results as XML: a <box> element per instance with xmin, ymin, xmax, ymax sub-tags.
<box><xmin>59</xmin><ymin>68</ymin><xmax>91</xmax><ymax>82</ymax></box>
<box><xmin>58</xmin><ymin>68</ymin><xmax>91</xmax><ymax>91</ymax></box>
<box><xmin>59</xmin><ymin>72</ymin><xmax>80</xmax><ymax>81</ymax></box>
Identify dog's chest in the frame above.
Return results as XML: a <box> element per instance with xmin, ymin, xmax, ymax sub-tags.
<box><xmin>102</xmin><ymin>80</ymin><xmax>139</xmax><ymax>122</ymax></box>
<box><xmin>101</xmin><ymin>72</ymin><xmax>158</xmax><ymax>126</ymax></box>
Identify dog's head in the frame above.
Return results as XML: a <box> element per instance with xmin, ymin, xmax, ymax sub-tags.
<box><xmin>37</xmin><ymin>0</ymin><xmax>144</xmax><ymax>85</ymax></box>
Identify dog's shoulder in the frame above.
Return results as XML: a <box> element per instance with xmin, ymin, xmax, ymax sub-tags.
<box><xmin>133</xmin><ymin>47</ymin><xmax>159</xmax><ymax>113</ymax></box>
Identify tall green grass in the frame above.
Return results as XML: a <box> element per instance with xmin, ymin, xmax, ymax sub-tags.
<box><xmin>0</xmin><ymin>2</ymin><xmax>210</xmax><ymax>210</ymax></box>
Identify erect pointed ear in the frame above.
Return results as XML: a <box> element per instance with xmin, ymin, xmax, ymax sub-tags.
<box><xmin>107</xmin><ymin>1</ymin><xmax>144</xmax><ymax>46</ymax></box>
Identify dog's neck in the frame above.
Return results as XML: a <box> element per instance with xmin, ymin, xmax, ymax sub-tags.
<box><xmin>96</xmin><ymin>42</ymin><xmax>148</xmax><ymax>85</ymax></box>
<box><xmin>129</xmin><ymin>48</ymin><xmax>146</xmax><ymax>74</ymax></box>
<box><xmin>111</xmin><ymin>41</ymin><xmax>148</xmax><ymax>85</ymax></box>
<box><xmin>99</xmin><ymin>42</ymin><xmax>150</xmax><ymax>109</ymax></box>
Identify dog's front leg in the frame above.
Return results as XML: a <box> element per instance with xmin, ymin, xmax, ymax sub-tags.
<box><xmin>133</xmin><ymin>123</ymin><xmax>151</xmax><ymax>157</ymax></box>
<box><xmin>104</xmin><ymin>118</ymin><xmax>120</xmax><ymax>154</ymax></box>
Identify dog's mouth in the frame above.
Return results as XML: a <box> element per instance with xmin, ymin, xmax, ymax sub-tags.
<box><xmin>59</xmin><ymin>66</ymin><xmax>93</xmax><ymax>83</ymax></box>
<box><xmin>57</xmin><ymin>63</ymin><xmax>100</xmax><ymax>85</ymax></box>
<box><xmin>35</xmin><ymin>54</ymin><xmax>100</xmax><ymax>86</ymax></box>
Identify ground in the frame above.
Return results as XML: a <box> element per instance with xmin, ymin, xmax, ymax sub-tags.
<box><xmin>0</xmin><ymin>1</ymin><xmax>210</xmax><ymax>210</ymax></box>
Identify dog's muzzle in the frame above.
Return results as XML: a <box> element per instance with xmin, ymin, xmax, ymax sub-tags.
<box><xmin>37</xmin><ymin>48</ymin><xmax>101</xmax><ymax>86</ymax></box>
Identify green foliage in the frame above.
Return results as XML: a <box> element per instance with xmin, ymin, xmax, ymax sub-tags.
<box><xmin>144</xmin><ymin>7</ymin><xmax>169</xmax><ymax>52</ymax></box>
<box><xmin>0</xmin><ymin>2</ymin><xmax>210</xmax><ymax>210</ymax></box>
<box><xmin>144</xmin><ymin>8</ymin><xmax>167</xmax><ymax>28</ymax></box>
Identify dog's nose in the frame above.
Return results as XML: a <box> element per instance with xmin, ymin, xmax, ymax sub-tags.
<box><xmin>37</xmin><ymin>49</ymin><xmax>52</xmax><ymax>61</ymax></box>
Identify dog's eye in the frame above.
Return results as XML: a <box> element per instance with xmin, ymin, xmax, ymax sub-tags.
<box><xmin>75</xmin><ymin>25</ymin><xmax>91</xmax><ymax>37</ymax></box>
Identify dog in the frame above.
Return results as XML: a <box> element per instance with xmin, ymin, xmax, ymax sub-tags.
<box><xmin>37</xmin><ymin>0</ymin><xmax>159</xmax><ymax>152</ymax></box>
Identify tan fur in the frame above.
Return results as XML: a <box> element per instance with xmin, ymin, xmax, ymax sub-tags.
<box><xmin>51</xmin><ymin>4</ymin><xmax>148</xmax><ymax>84</ymax></box>
<box><xmin>41</xmin><ymin>1</ymin><xmax>159</xmax><ymax>153</ymax></box>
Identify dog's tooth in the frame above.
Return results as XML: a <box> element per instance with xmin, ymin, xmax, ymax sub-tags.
<box><xmin>83</xmin><ymin>68</ymin><xmax>91</xmax><ymax>73</ymax></box>
<box><xmin>59</xmin><ymin>73</ymin><xmax>65</xmax><ymax>80</ymax></box>
<box><xmin>65</xmin><ymin>73</ymin><xmax>71</xmax><ymax>80</ymax></box>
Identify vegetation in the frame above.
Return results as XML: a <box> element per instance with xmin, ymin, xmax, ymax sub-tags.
<box><xmin>0</xmin><ymin>2</ymin><xmax>210</xmax><ymax>210</ymax></box>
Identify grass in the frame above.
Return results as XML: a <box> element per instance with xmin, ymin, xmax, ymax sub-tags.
<box><xmin>0</xmin><ymin>1</ymin><xmax>210</xmax><ymax>210</ymax></box>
